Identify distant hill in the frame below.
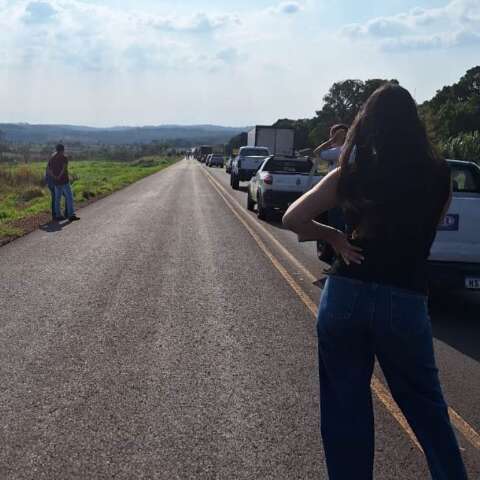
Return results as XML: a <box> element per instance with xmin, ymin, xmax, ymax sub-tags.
<box><xmin>0</xmin><ymin>123</ymin><xmax>249</xmax><ymax>146</ymax></box>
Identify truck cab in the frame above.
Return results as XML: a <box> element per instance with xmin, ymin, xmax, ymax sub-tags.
<box><xmin>230</xmin><ymin>146</ymin><xmax>270</xmax><ymax>190</ymax></box>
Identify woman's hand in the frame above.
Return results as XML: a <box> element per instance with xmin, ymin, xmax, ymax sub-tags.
<box><xmin>327</xmin><ymin>229</ymin><xmax>364</xmax><ymax>265</ymax></box>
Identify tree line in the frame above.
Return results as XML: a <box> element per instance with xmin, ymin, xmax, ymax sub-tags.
<box><xmin>228</xmin><ymin>66</ymin><xmax>480</xmax><ymax>163</ymax></box>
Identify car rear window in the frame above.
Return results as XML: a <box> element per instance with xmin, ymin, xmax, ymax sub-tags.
<box><xmin>450</xmin><ymin>164</ymin><xmax>480</xmax><ymax>193</ymax></box>
<box><xmin>263</xmin><ymin>159</ymin><xmax>313</xmax><ymax>173</ymax></box>
<box><xmin>241</xmin><ymin>148</ymin><xmax>269</xmax><ymax>157</ymax></box>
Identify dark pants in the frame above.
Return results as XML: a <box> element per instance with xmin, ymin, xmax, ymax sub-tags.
<box><xmin>48</xmin><ymin>184</ymin><xmax>56</xmax><ymax>218</ymax></box>
<box><xmin>47</xmin><ymin>183</ymin><xmax>67</xmax><ymax>218</ymax></box>
<box><xmin>316</xmin><ymin>276</ymin><xmax>467</xmax><ymax>480</ymax></box>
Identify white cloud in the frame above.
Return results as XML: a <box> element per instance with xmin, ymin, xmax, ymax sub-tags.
<box><xmin>269</xmin><ymin>1</ymin><xmax>303</xmax><ymax>15</ymax></box>
<box><xmin>148</xmin><ymin>12</ymin><xmax>240</xmax><ymax>34</ymax></box>
<box><xmin>0</xmin><ymin>0</ymin><xmax>244</xmax><ymax>72</ymax></box>
<box><xmin>341</xmin><ymin>0</ymin><xmax>480</xmax><ymax>51</ymax></box>
<box><xmin>216</xmin><ymin>47</ymin><xmax>241</xmax><ymax>64</ymax></box>
<box><xmin>22</xmin><ymin>1</ymin><xmax>58</xmax><ymax>24</ymax></box>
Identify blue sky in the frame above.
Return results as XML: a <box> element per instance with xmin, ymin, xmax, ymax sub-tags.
<box><xmin>0</xmin><ymin>0</ymin><xmax>478</xmax><ymax>127</ymax></box>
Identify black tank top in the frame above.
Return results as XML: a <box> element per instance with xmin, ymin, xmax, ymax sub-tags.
<box><xmin>330</xmin><ymin>160</ymin><xmax>451</xmax><ymax>293</ymax></box>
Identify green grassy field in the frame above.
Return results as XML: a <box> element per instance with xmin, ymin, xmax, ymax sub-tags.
<box><xmin>0</xmin><ymin>156</ymin><xmax>180</xmax><ymax>238</ymax></box>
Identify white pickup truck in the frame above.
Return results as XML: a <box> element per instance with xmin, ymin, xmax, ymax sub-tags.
<box><xmin>428</xmin><ymin>159</ymin><xmax>480</xmax><ymax>291</ymax></box>
<box><xmin>230</xmin><ymin>146</ymin><xmax>270</xmax><ymax>190</ymax></box>
<box><xmin>315</xmin><ymin>159</ymin><xmax>480</xmax><ymax>292</ymax></box>
<box><xmin>247</xmin><ymin>156</ymin><xmax>321</xmax><ymax>220</ymax></box>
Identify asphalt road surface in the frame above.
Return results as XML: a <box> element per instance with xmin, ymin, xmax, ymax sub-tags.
<box><xmin>1</xmin><ymin>158</ymin><xmax>479</xmax><ymax>479</ymax></box>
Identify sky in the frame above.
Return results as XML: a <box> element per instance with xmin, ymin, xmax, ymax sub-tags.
<box><xmin>0</xmin><ymin>0</ymin><xmax>479</xmax><ymax>127</ymax></box>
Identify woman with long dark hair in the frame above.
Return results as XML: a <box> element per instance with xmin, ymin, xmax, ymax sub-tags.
<box><xmin>283</xmin><ymin>84</ymin><xmax>468</xmax><ymax>479</ymax></box>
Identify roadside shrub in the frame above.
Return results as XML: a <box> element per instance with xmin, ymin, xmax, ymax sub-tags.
<box><xmin>19</xmin><ymin>187</ymin><xmax>44</xmax><ymax>202</ymax></box>
<box><xmin>0</xmin><ymin>164</ymin><xmax>44</xmax><ymax>188</ymax></box>
<box><xmin>131</xmin><ymin>158</ymin><xmax>156</xmax><ymax>167</ymax></box>
<box><xmin>441</xmin><ymin>131</ymin><xmax>480</xmax><ymax>164</ymax></box>
<box><xmin>82</xmin><ymin>190</ymin><xmax>96</xmax><ymax>200</ymax></box>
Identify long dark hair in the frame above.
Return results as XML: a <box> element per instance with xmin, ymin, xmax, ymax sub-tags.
<box><xmin>337</xmin><ymin>83</ymin><xmax>442</xmax><ymax>219</ymax></box>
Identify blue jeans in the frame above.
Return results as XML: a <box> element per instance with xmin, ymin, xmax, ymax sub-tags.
<box><xmin>46</xmin><ymin>181</ymin><xmax>67</xmax><ymax>218</ymax></box>
<box><xmin>54</xmin><ymin>183</ymin><xmax>75</xmax><ymax>218</ymax></box>
<box><xmin>316</xmin><ymin>276</ymin><xmax>467</xmax><ymax>480</ymax></box>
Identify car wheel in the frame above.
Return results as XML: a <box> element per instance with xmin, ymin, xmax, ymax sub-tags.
<box><xmin>257</xmin><ymin>194</ymin><xmax>270</xmax><ymax>220</ymax></box>
<box><xmin>247</xmin><ymin>191</ymin><xmax>255</xmax><ymax>211</ymax></box>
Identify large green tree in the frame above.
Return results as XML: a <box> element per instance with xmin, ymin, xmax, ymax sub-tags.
<box><xmin>420</xmin><ymin>66</ymin><xmax>480</xmax><ymax>141</ymax></box>
<box><xmin>226</xmin><ymin>69</ymin><xmax>480</xmax><ymax>158</ymax></box>
<box><xmin>308</xmin><ymin>78</ymin><xmax>398</xmax><ymax>146</ymax></box>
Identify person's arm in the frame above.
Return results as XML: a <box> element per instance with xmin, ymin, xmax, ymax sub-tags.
<box><xmin>46</xmin><ymin>158</ymin><xmax>54</xmax><ymax>178</ymax></box>
<box><xmin>313</xmin><ymin>139</ymin><xmax>334</xmax><ymax>158</ymax></box>
<box><xmin>283</xmin><ymin>168</ymin><xmax>364</xmax><ymax>265</ymax></box>
<box><xmin>57</xmin><ymin>157</ymin><xmax>67</xmax><ymax>181</ymax></box>
<box><xmin>313</xmin><ymin>129</ymin><xmax>344</xmax><ymax>157</ymax></box>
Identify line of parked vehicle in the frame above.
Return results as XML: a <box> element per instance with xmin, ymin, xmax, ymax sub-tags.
<box><xmin>196</xmin><ymin>146</ymin><xmax>480</xmax><ymax>294</ymax></box>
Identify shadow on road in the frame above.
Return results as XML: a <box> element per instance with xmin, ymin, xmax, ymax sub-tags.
<box><xmin>430</xmin><ymin>292</ymin><xmax>480</xmax><ymax>363</ymax></box>
<box><xmin>39</xmin><ymin>221</ymin><xmax>68</xmax><ymax>233</ymax></box>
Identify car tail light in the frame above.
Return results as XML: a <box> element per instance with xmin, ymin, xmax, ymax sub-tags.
<box><xmin>264</xmin><ymin>174</ymin><xmax>273</xmax><ymax>185</ymax></box>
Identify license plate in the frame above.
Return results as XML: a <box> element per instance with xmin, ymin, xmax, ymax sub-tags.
<box><xmin>465</xmin><ymin>277</ymin><xmax>480</xmax><ymax>289</ymax></box>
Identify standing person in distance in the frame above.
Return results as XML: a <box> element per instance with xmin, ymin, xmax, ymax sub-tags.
<box><xmin>312</xmin><ymin>124</ymin><xmax>348</xmax><ymax>173</ymax></box>
<box><xmin>48</xmin><ymin>144</ymin><xmax>80</xmax><ymax>222</ymax></box>
<box><xmin>45</xmin><ymin>154</ymin><xmax>67</xmax><ymax>221</ymax></box>
<box><xmin>283</xmin><ymin>84</ymin><xmax>468</xmax><ymax>480</ymax></box>
<box><xmin>311</xmin><ymin>124</ymin><xmax>349</xmax><ymax>267</ymax></box>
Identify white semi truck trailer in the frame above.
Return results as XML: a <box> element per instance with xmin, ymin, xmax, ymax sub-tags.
<box><xmin>247</xmin><ymin>126</ymin><xmax>295</xmax><ymax>156</ymax></box>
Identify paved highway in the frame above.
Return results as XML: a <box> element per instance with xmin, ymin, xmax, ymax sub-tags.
<box><xmin>0</xmin><ymin>158</ymin><xmax>479</xmax><ymax>479</ymax></box>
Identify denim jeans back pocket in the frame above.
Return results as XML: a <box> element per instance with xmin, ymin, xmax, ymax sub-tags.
<box><xmin>317</xmin><ymin>278</ymin><xmax>359</xmax><ymax>339</ymax></box>
<box><xmin>390</xmin><ymin>290</ymin><xmax>429</xmax><ymax>338</ymax></box>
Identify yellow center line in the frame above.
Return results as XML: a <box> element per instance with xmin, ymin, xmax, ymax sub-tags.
<box><xmin>201</xmin><ymin>166</ymin><xmax>480</xmax><ymax>454</ymax></box>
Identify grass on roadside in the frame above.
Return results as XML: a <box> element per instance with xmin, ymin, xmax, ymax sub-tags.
<box><xmin>0</xmin><ymin>155</ymin><xmax>179</xmax><ymax>239</ymax></box>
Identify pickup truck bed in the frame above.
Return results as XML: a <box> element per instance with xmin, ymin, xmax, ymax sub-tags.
<box><xmin>248</xmin><ymin>156</ymin><xmax>321</xmax><ymax>219</ymax></box>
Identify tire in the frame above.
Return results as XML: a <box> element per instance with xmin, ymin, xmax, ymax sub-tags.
<box><xmin>247</xmin><ymin>191</ymin><xmax>255</xmax><ymax>211</ymax></box>
<box><xmin>257</xmin><ymin>193</ymin><xmax>270</xmax><ymax>220</ymax></box>
<box><xmin>232</xmin><ymin>174</ymin><xmax>240</xmax><ymax>190</ymax></box>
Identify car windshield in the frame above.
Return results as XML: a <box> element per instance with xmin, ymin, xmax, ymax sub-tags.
<box><xmin>263</xmin><ymin>159</ymin><xmax>313</xmax><ymax>174</ymax></box>
<box><xmin>450</xmin><ymin>164</ymin><xmax>480</xmax><ymax>193</ymax></box>
<box><xmin>241</xmin><ymin>148</ymin><xmax>269</xmax><ymax>157</ymax></box>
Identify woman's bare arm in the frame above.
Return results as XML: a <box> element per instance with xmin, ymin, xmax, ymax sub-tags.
<box><xmin>283</xmin><ymin>168</ymin><xmax>339</xmax><ymax>238</ymax></box>
<box><xmin>283</xmin><ymin>168</ymin><xmax>364</xmax><ymax>265</ymax></box>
